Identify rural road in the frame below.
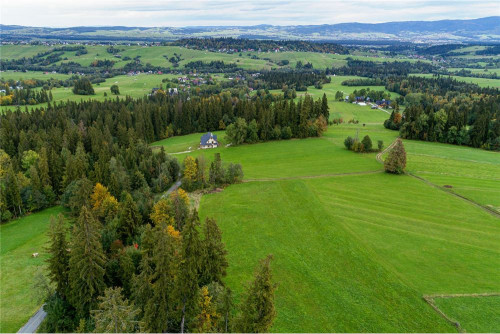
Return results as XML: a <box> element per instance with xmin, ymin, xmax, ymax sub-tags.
<box><xmin>162</xmin><ymin>176</ymin><xmax>182</xmax><ymax>198</ymax></box>
<box><xmin>17</xmin><ymin>305</ymin><xmax>46</xmax><ymax>333</ymax></box>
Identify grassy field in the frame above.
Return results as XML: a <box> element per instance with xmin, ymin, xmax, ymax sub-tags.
<box><xmin>0</xmin><ymin>44</ymin><xmax>426</xmax><ymax>72</ymax></box>
<box><xmin>433</xmin><ymin>296</ymin><xmax>500</xmax><ymax>332</ymax></box>
<box><xmin>153</xmin><ymin>117</ymin><xmax>500</xmax><ymax>332</ymax></box>
<box><xmin>0</xmin><ymin>206</ymin><xmax>65</xmax><ymax>333</ymax></box>
<box><xmin>411</xmin><ymin>73</ymin><xmax>500</xmax><ymax>88</ymax></box>
<box><xmin>404</xmin><ymin>140</ymin><xmax>500</xmax><ymax>213</ymax></box>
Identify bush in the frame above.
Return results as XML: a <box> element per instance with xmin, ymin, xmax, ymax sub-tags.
<box><xmin>361</xmin><ymin>135</ymin><xmax>372</xmax><ymax>151</ymax></box>
<box><xmin>344</xmin><ymin>136</ymin><xmax>355</xmax><ymax>150</ymax></box>
<box><xmin>377</xmin><ymin>140</ymin><xmax>384</xmax><ymax>151</ymax></box>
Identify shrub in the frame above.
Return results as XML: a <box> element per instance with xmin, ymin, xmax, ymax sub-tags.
<box><xmin>344</xmin><ymin>136</ymin><xmax>355</xmax><ymax>150</ymax></box>
<box><xmin>377</xmin><ymin>140</ymin><xmax>384</xmax><ymax>151</ymax></box>
<box><xmin>361</xmin><ymin>135</ymin><xmax>372</xmax><ymax>151</ymax></box>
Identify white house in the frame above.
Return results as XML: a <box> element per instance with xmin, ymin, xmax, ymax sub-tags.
<box><xmin>200</xmin><ymin>132</ymin><xmax>219</xmax><ymax>149</ymax></box>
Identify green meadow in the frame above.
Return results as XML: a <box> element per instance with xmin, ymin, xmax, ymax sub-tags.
<box><xmin>0</xmin><ymin>206</ymin><xmax>65</xmax><ymax>333</ymax></box>
<box><xmin>154</xmin><ymin>107</ymin><xmax>499</xmax><ymax>332</ymax></box>
<box><xmin>411</xmin><ymin>73</ymin><xmax>500</xmax><ymax>88</ymax></box>
<box><xmin>433</xmin><ymin>296</ymin><xmax>500</xmax><ymax>333</ymax></box>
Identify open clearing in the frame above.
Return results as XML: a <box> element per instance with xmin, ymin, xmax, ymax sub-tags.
<box><xmin>0</xmin><ymin>206</ymin><xmax>65</xmax><ymax>333</ymax></box>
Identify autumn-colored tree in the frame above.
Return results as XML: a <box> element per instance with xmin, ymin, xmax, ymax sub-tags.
<box><xmin>194</xmin><ymin>286</ymin><xmax>219</xmax><ymax>333</ymax></box>
<box><xmin>69</xmin><ymin>206</ymin><xmax>106</xmax><ymax>318</ymax></box>
<box><xmin>91</xmin><ymin>183</ymin><xmax>119</xmax><ymax>220</ymax></box>
<box><xmin>236</xmin><ymin>255</ymin><xmax>276</xmax><ymax>333</ymax></box>
<box><xmin>384</xmin><ymin>138</ymin><xmax>407</xmax><ymax>174</ymax></box>
<box><xmin>393</xmin><ymin>112</ymin><xmax>402</xmax><ymax>124</ymax></box>
<box><xmin>92</xmin><ymin>287</ymin><xmax>140</xmax><ymax>333</ymax></box>
<box><xmin>183</xmin><ymin>156</ymin><xmax>198</xmax><ymax>182</ymax></box>
<box><xmin>46</xmin><ymin>214</ymin><xmax>69</xmax><ymax>298</ymax></box>
<box><xmin>150</xmin><ymin>198</ymin><xmax>173</xmax><ymax>226</ymax></box>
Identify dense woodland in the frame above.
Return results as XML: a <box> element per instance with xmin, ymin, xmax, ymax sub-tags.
<box><xmin>383</xmin><ymin>76</ymin><xmax>500</xmax><ymax>150</ymax></box>
<box><xmin>0</xmin><ymin>91</ymin><xmax>328</xmax><ymax>221</ymax></box>
<box><xmin>172</xmin><ymin>37</ymin><xmax>349</xmax><ymax>54</ymax></box>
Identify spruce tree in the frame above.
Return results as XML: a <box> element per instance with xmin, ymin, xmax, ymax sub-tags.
<box><xmin>118</xmin><ymin>192</ymin><xmax>141</xmax><ymax>244</ymax></box>
<box><xmin>384</xmin><ymin>138</ymin><xmax>407</xmax><ymax>174</ymax></box>
<box><xmin>46</xmin><ymin>214</ymin><xmax>69</xmax><ymax>298</ymax></box>
<box><xmin>179</xmin><ymin>210</ymin><xmax>202</xmax><ymax>333</ymax></box>
<box><xmin>92</xmin><ymin>287</ymin><xmax>140</xmax><ymax>333</ymax></box>
<box><xmin>69</xmin><ymin>206</ymin><xmax>106</xmax><ymax>318</ymax></box>
<box><xmin>321</xmin><ymin>93</ymin><xmax>329</xmax><ymax>120</ymax></box>
<box><xmin>236</xmin><ymin>255</ymin><xmax>276</xmax><ymax>333</ymax></box>
<box><xmin>200</xmin><ymin>217</ymin><xmax>228</xmax><ymax>286</ymax></box>
<box><xmin>142</xmin><ymin>222</ymin><xmax>178</xmax><ymax>333</ymax></box>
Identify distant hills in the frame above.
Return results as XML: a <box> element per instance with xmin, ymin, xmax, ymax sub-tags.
<box><xmin>1</xmin><ymin>16</ymin><xmax>499</xmax><ymax>43</ymax></box>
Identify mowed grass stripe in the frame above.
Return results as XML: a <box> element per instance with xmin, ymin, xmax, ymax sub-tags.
<box><xmin>199</xmin><ymin>180</ymin><xmax>454</xmax><ymax>332</ymax></box>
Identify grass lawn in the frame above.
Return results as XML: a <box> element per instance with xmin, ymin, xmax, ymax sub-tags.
<box><xmin>432</xmin><ymin>296</ymin><xmax>500</xmax><ymax>333</ymax></box>
<box><xmin>0</xmin><ymin>206</ymin><xmax>65</xmax><ymax>333</ymax></box>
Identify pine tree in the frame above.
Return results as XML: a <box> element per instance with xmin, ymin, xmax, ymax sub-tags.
<box><xmin>118</xmin><ymin>192</ymin><xmax>141</xmax><ymax>244</ymax></box>
<box><xmin>236</xmin><ymin>255</ymin><xmax>276</xmax><ymax>333</ymax></box>
<box><xmin>92</xmin><ymin>287</ymin><xmax>140</xmax><ymax>333</ymax></box>
<box><xmin>321</xmin><ymin>93</ymin><xmax>329</xmax><ymax>120</ymax></box>
<box><xmin>46</xmin><ymin>214</ymin><xmax>69</xmax><ymax>298</ymax></box>
<box><xmin>69</xmin><ymin>206</ymin><xmax>106</xmax><ymax>318</ymax></box>
<box><xmin>384</xmin><ymin>138</ymin><xmax>407</xmax><ymax>174</ymax></box>
<box><xmin>5</xmin><ymin>167</ymin><xmax>22</xmax><ymax>217</ymax></box>
<box><xmin>142</xmin><ymin>222</ymin><xmax>179</xmax><ymax>332</ymax></box>
<box><xmin>200</xmin><ymin>218</ymin><xmax>228</xmax><ymax>286</ymax></box>
<box><xmin>179</xmin><ymin>210</ymin><xmax>202</xmax><ymax>333</ymax></box>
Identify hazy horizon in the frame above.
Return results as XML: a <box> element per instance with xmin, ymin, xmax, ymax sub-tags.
<box><xmin>1</xmin><ymin>0</ymin><xmax>498</xmax><ymax>28</ymax></box>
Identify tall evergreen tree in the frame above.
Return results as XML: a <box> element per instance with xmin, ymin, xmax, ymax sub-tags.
<box><xmin>68</xmin><ymin>206</ymin><xmax>106</xmax><ymax>318</ymax></box>
<box><xmin>179</xmin><ymin>210</ymin><xmax>202</xmax><ymax>333</ymax></box>
<box><xmin>200</xmin><ymin>217</ymin><xmax>228</xmax><ymax>286</ymax></box>
<box><xmin>118</xmin><ymin>192</ymin><xmax>141</xmax><ymax>244</ymax></box>
<box><xmin>236</xmin><ymin>255</ymin><xmax>276</xmax><ymax>333</ymax></box>
<box><xmin>142</xmin><ymin>222</ymin><xmax>179</xmax><ymax>332</ymax></box>
<box><xmin>92</xmin><ymin>287</ymin><xmax>140</xmax><ymax>333</ymax></box>
<box><xmin>46</xmin><ymin>214</ymin><xmax>70</xmax><ymax>298</ymax></box>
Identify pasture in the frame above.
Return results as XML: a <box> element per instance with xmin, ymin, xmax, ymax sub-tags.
<box><xmin>154</xmin><ymin>118</ymin><xmax>500</xmax><ymax>332</ymax></box>
<box><xmin>0</xmin><ymin>206</ymin><xmax>65</xmax><ymax>333</ymax></box>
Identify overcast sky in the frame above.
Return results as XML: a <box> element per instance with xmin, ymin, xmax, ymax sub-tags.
<box><xmin>1</xmin><ymin>0</ymin><xmax>498</xmax><ymax>27</ymax></box>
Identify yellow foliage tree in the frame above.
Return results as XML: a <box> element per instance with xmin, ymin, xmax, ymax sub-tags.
<box><xmin>150</xmin><ymin>198</ymin><xmax>173</xmax><ymax>226</ymax></box>
<box><xmin>183</xmin><ymin>156</ymin><xmax>198</xmax><ymax>182</ymax></box>
<box><xmin>91</xmin><ymin>183</ymin><xmax>118</xmax><ymax>219</ymax></box>
<box><xmin>194</xmin><ymin>286</ymin><xmax>219</xmax><ymax>333</ymax></box>
<box><xmin>169</xmin><ymin>188</ymin><xmax>190</xmax><ymax>207</ymax></box>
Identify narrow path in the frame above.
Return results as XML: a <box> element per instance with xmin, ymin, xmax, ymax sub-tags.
<box><xmin>162</xmin><ymin>177</ymin><xmax>182</xmax><ymax>198</ymax></box>
<box><xmin>376</xmin><ymin>138</ymin><xmax>398</xmax><ymax>164</ymax></box>
<box><xmin>17</xmin><ymin>306</ymin><xmax>46</xmax><ymax>333</ymax></box>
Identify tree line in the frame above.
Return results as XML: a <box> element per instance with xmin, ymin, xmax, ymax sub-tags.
<box><xmin>171</xmin><ymin>37</ymin><xmax>349</xmax><ymax>54</ymax></box>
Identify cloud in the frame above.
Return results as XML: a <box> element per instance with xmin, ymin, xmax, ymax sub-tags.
<box><xmin>1</xmin><ymin>0</ymin><xmax>497</xmax><ymax>27</ymax></box>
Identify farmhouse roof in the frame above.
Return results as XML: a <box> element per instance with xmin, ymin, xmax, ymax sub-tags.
<box><xmin>200</xmin><ymin>132</ymin><xmax>218</xmax><ymax>146</ymax></box>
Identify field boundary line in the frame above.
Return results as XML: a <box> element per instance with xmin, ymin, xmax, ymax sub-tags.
<box><xmin>379</xmin><ymin>138</ymin><xmax>500</xmax><ymax>219</ymax></box>
<box><xmin>244</xmin><ymin>169</ymin><xmax>383</xmax><ymax>182</ymax></box>
<box><xmin>422</xmin><ymin>292</ymin><xmax>500</xmax><ymax>333</ymax></box>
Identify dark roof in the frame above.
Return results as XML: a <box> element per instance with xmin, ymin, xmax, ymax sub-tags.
<box><xmin>200</xmin><ymin>132</ymin><xmax>218</xmax><ymax>146</ymax></box>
